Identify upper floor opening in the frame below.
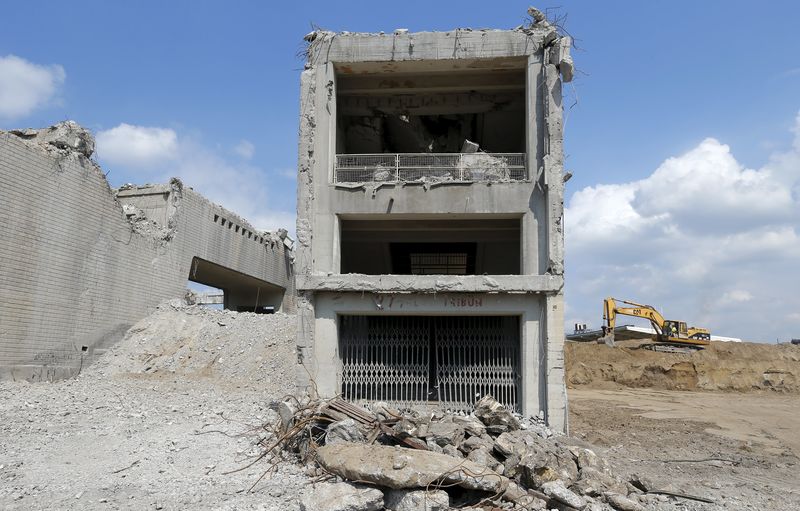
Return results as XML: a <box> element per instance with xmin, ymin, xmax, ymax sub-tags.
<box><xmin>333</xmin><ymin>57</ymin><xmax>528</xmax><ymax>183</ymax></box>
<box><xmin>340</xmin><ymin>217</ymin><xmax>521</xmax><ymax>275</ymax></box>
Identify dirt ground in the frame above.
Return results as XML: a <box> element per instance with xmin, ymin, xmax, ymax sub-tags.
<box><xmin>566</xmin><ymin>339</ymin><xmax>800</xmax><ymax>509</ymax></box>
<box><xmin>0</xmin><ymin>302</ymin><xmax>308</xmax><ymax>510</ymax></box>
<box><xmin>2</xmin><ymin>307</ymin><xmax>798</xmax><ymax>510</ymax></box>
<box><xmin>569</xmin><ymin>388</ymin><xmax>800</xmax><ymax>510</ymax></box>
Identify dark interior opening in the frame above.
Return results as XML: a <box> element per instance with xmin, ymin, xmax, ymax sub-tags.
<box><xmin>390</xmin><ymin>242</ymin><xmax>476</xmax><ymax>275</ymax></box>
<box><xmin>187</xmin><ymin>257</ymin><xmax>285</xmax><ymax>312</ymax></box>
<box><xmin>340</xmin><ymin>218</ymin><xmax>521</xmax><ymax>275</ymax></box>
<box><xmin>335</xmin><ymin>59</ymin><xmax>526</xmax><ymax>155</ymax></box>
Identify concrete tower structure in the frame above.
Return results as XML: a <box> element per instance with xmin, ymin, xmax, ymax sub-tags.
<box><xmin>295</xmin><ymin>13</ymin><xmax>573</xmax><ymax>431</ymax></box>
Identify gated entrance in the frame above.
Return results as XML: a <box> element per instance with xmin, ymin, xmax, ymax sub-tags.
<box><xmin>339</xmin><ymin>315</ymin><xmax>521</xmax><ymax>412</ymax></box>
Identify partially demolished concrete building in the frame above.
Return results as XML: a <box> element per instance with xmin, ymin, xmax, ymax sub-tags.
<box><xmin>295</xmin><ymin>13</ymin><xmax>573</xmax><ymax>430</ymax></box>
<box><xmin>0</xmin><ymin>122</ymin><xmax>294</xmax><ymax>381</ymax></box>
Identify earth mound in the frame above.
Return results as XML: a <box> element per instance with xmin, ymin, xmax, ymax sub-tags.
<box><xmin>565</xmin><ymin>340</ymin><xmax>800</xmax><ymax>392</ymax></box>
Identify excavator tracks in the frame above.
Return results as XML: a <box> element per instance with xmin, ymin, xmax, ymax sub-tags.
<box><xmin>641</xmin><ymin>343</ymin><xmax>704</xmax><ymax>354</ymax></box>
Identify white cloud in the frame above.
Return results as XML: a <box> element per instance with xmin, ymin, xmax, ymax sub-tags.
<box><xmin>234</xmin><ymin>139</ymin><xmax>255</xmax><ymax>160</ymax></box>
<box><xmin>96</xmin><ymin>124</ymin><xmax>179</xmax><ymax>167</ymax></box>
<box><xmin>96</xmin><ymin>124</ymin><xmax>295</xmax><ymax>234</ymax></box>
<box><xmin>0</xmin><ymin>55</ymin><xmax>65</xmax><ymax>121</ymax></box>
<box><xmin>718</xmin><ymin>290</ymin><xmax>753</xmax><ymax>306</ymax></box>
<box><xmin>565</xmin><ymin>111</ymin><xmax>800</xmax><ymax>342</ymax></box>
<box><xmin>168</xmin><ymin>139</ymin><xmax>294</xmax><ymax>232</ymax></box>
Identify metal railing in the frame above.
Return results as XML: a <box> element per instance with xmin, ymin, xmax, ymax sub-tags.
<box><xmin>334</xmin><ymin>153</ymin><xmax>527</xmax><ymax>183</ymax></box>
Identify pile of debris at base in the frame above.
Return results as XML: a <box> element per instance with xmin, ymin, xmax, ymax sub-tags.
<box><xmin>266</xmin><ymin>395</ymin><xmax>705</xmax><ymax>511</ymax></box>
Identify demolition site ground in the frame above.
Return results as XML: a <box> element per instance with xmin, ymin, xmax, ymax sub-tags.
<box><xmin>0</xmin><ymin>305</ymin><xmax>798</xmax><ymax>510</ymax></box>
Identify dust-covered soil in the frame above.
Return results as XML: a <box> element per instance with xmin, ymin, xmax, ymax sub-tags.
<box><xmin>0</xmin><ymin>301</ymin><xmax>308</xmax><ymax>510</ymax></box>
<box><xmin>3</xmin><ymin>307</ymin><xmax>799</xmax><ymax>510</ymax></box>
<box><xmin>565</xmin><ymin>340</ymin><xmax>800</xmax><ymax>392</ymax></box>
<box><xmin>569</xmin><ymin>388</ymin><xmax>800</xmax><ymax>510</ymax></box>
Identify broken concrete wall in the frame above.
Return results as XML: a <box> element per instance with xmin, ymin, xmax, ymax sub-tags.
<box><xmin>0</xmin><ymin>123</ymin><xmax>294</xmax><ymax>381</ymax></box>
<box><xmin>116</xmin><ymin>183</ymin><xmax>295</xmax><ymax>313</ymax></box>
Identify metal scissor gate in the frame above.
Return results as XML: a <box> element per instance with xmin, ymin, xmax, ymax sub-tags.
<box><xmin>339</xmin><ymin>315</ymin><xmax>521</xmax><ymax>412</ymax></box>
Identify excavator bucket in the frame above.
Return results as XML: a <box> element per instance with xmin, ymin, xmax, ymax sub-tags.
<box><xmin>598</xmin><ymin>328</ymin><xmax>616</xmax><ymax>347</ymax></box>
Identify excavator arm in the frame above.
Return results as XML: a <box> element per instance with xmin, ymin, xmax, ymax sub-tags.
<box><xmin>603</xmin><ymin>297</ymin><xmax>667</xmax><ymax>334</ymax></box>
<box><xmin>602</xmin><ymin>298</ymin><xmax>665</xmax><ymax>345</ymax></box>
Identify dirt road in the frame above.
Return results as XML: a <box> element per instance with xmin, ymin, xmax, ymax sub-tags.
<box><xmin>569</xmin><ymin>388</ymin><xmax>800</xmax><ymax>510</ymax></box>
<box><xmin>571</xmin><ymin>388</ymin><xmax>800</xmax><ymax>455</ymax></box>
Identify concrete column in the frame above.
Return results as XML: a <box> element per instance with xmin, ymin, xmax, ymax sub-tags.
<box><xmin>312</xmin><ymin>303</ymin><xmax>340</xmax><ymax>398</ymax></box>
<box><xmin>544</xmin><ymin>293</ymin><xmax>567</xmax><ymax>433</ymax></box>
<box><xmin>520</xmin><ymin>297</ymin><xmax>544</xmax><ymax>417</ymax></box>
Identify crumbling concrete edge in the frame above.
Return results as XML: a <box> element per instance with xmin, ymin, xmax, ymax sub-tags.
<box><xmin>541</xmin><ymin>36</ymin><xmax>569</xmax><ymax>433</ymax></box>
<box><xmin>297</xmin><ymin>274</ymin><xmax>563</xmax><ymax>294</ymax></box>
<box><xmin>296</xmin><ymin>67</ymin><xmax>317</xmax><ymax>394</ymax></box>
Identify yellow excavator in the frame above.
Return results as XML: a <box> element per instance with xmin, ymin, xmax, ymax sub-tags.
<box><xmin>599</xmin><ymin>297</ymin><xmax>711</xmax><ymax>352</ymax></box>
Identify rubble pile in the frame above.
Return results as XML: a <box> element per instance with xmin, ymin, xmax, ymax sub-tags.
<box><xmin>266</xmin><ymin>395</ymin><xmax>694</xmax><ymax>511</ymax></box>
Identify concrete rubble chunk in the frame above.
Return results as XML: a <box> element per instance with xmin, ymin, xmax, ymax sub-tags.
<box><xmin>572</xmin><ymin>467</ymin><xmax>627</xmax><ymax>497</ymax></box>
<box><xmin>460</xmin><ymin>139</ymin><xmax>480</xmax><ymax>153</ymax></box>
<box><xmin>527</xmin><ymin>6</ymin><xmax>547</xmax><ymax>24</ymax></box>
<box><xmin>121</xmin><ymin>204</ymin><xmax>146</xmax><ymax>221</ymax></box>
<box><xmin>519</xmin><ymin>447</ymin><xmax>579</xmax><ymax>489</ymax></box>
<box><xmin>370</xmin><ymin>401</ymin><xmax>398</xmax><ymax>421</ymax></box>
<box><xmin>315</xmin><ymin>442</ymin><xmax>528</xmax><ymax>503</ymax></box>
<box><xmin>586</xmin><ymin>503</ymin><xmax>616</xmax><ymax>511</ymax></box>
<box><xmin>452</xmin><ymin>414</ymin><xmax>487</xmax><ymax>437</ymax></box>
<box><xmin>418</xmin><ymin>420</ymin><xmax>464</xmax><ymax>447</ymax></box>
<box><xmin>550</xmin><ymin>37</ymin><xmax>574</xmax><ymax>83</ymax></box>
<box><xmin>373</xmin><ymin>167</ymin><xmax>393</xmax><ymax>182</ymax></box>
<box><xmin>541</xmin><ymin>480</ymin><xmax>587</xmax><ymax>510</ymax></box>
<box><xmin>570</xmin><ymin>446</ymin><xmax>611</xmax><ymax>473</ymax></box>
<box><xmin>628</xmin><ymin>473</ymin><xmax>657</xmax><ymax>493</ymax></box>
<box><xmin>11</xmin><ymin>120</ymin><xmax>95</xmax><ymax>158</ymax></box>
<box><xmin>466</xmin><ymin>446</ymin><xmax>492</xmax><ymax>466</ymax></box>
<box><xmin>326</xmin><ymin>418</ymin><xmax>365</xmax><ymax>445</ymax></box>
<box><xmin>459</xmin><ymin>434</ymin><xmax>495</xmax><ymax>454</ymax></box>
<box><xmin>441</xmin><ymin>444</ymin><xmax>462</xmax><ymax>458</ymax></box>
<box><xmin>493</xmin><ymin>430</ymin><xmax>530</xmax><ymax>457</ymax></box>
<box><xmin>384</xmin><ymin>489</ymin><xmax>449</xmax><ymax>511</ymax></box>
<box><xmin>299</xmin><ymin>482</ymin><xmax>383</xmax><ymax>511</ymax></box>
<box><xmin>393</xmin><ymin>417</ymin><xmax>422</xmax><ymax>438</ymax></box>
<box><xmin>461</xmin><ymin>153</ymin><xmax>511</xmax><ymax>182</ymax></box>
<box><xmin>474</xmin><ymin>395</ymin><xmax>521</xmax><ymax>432</ymax></box>
<box><xmin>278</xmin><ymin>399</ymin><xmax>298</xmax><ymax>433</ymax></box>
<box><xmin>603</xmin><ymin>491</ymin><xmax>646</xmax><ymax>511</ymax></box>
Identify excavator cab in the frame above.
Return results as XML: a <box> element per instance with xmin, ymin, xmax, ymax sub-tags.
<box><xmin>662</xmin><ymin>320</ymin><xmax>688</xmax><ymax>339</ymax></box>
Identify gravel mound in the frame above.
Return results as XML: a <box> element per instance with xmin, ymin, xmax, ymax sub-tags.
<box><xmin>89</xmin><ymin>300</ymin><xmax>297</xmax><ymax>393</ymax></box>
<box><xmin>0</xmin><ymin>301</ymin><xmax>307</xmax><ymax>510</ymax></box>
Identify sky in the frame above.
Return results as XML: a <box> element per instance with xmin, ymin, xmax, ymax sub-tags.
<box><xmin>1</xmin><ymin>1</ymin><xmax>799</xmax><ymax>342</ymax></box>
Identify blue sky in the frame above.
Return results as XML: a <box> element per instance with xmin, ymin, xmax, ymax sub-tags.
<box><xmin>2</xmin><ymin>1</ymin><xmax>799</xmax><ymax>341</ymax></box>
